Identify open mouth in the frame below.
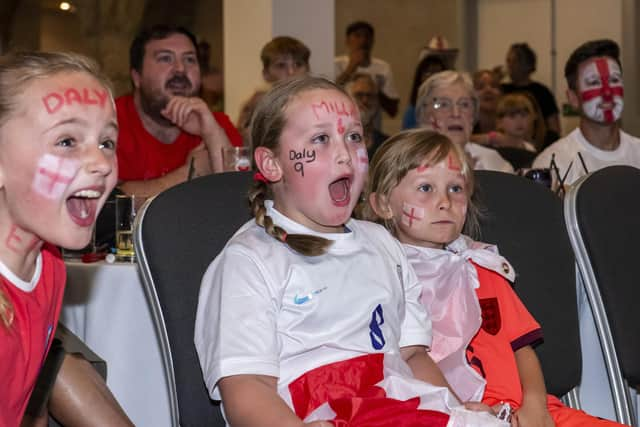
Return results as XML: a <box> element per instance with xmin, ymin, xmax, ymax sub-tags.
<box><xmin>329</xmin><ymin>177</ymin><xmax>351</xmax><ymax>206</ymax></box>
<box><xmin>447</xmin><ymin>124</ymin><xmax>464</xmax><ymax>132</ymax></box>
<box><xmin>66</xmin><ymin>189</ymin><xmax>102</xmax><ymax>227</ymax></box>
<box><xmin>166</xmin><ymin>76</ymin><xmax>192</xmax><ymax>93</ymax></box>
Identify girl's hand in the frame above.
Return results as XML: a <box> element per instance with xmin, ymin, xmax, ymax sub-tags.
<box><xmin>305</xmin><ymin>421</ymin><xmax>334</xmax><ymax>427</ymax></box>
<box><xmin>512</xmin><ymin>400</ymin><xmax>554</xmax><ymax>427</ymax></box>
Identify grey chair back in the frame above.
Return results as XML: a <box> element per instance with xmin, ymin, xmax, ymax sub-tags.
<box><xmin>475</xmin><ymin>170</ymin><xmax>581</xmax><ymax>404</ymax></box>
<box><xmin>564</xmin><ymin>165</ymin><xmax>640</xmax><ymax>426</ymax></box>
<box><xmin>134</xmin><ymin>172</ymin><xmax>253</xmax><ymax>427</ymax></box>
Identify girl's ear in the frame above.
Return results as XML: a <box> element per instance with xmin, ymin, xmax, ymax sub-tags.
<box><xmin>368</xmin><ymin>192</ymin><xmax>394</xmax><ymax>220</ymax></box>
<box><xmin>254</xmin><ymin>146</ymin><xmax>282</xmax><ymax>182</ymax></box>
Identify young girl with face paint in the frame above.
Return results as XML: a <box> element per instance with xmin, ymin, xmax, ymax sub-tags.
<box><xmin>365</xmin><ymin>129</ymin><xmax>626</xmax><ymax>427</ymax></box>
<box><xmin>0</xmin><ymin>52</ymin><xmax>131</xmax><ymax>425</ymax></box>
<box><xmin>195</xmin><ymin>76</ymin><xmax>507</xmax><ymax>427</ymax></box>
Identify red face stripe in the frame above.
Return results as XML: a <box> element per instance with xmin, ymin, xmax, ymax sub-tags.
<box><xmin>447</xmin><ymin>153</ymin><xmax>461</xmax><ymax>171</ymax></box>
<box><xmin>580</xmin><ymin>58</ymin><xmax>624</xmax><ymax>103</ymax></box>
<box><xmin>337</xmin><ymin>117</ymin><xmax>345</xmax><ymax>135</ymax></box>
<box><xmin>416</xmin><ymin>165</ymin><xmax>429</xmax><ymax>173</ymax></box>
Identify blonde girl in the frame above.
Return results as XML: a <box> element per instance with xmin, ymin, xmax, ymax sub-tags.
<box><xmin>0</xmin><ymin>52</ymin><xmax>130</xmax><ymax>426</ymax></box>
<box><xmin>365</xmin><ymin>128</ymin><xmax>625</xmax><ymax>427</ymax></box>
<box><xmin>496</xmin><ymin>93</ymin><xmax>546</xmax><ymax>152</ymax></box>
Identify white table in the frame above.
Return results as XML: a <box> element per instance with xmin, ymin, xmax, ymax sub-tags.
<box><xmin>60</xmin><ymin>260</ymin><xmax>171</xmax><ymax>427</ymax></box>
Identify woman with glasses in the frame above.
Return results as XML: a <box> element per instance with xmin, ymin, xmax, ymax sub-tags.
<box><xmin>416</xmin><ymin>71</ymin><xmax>514</xmax><ymax>172</ymax></box>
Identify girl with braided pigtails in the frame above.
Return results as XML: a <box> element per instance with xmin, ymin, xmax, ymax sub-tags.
<box><xmin>195</xmin><ymin>76</ymin><xmax>508</xmax><ymax>427</ymax></box>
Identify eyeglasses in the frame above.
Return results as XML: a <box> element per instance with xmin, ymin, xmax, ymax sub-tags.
<box><xmin>429</xmin><ymin>97</ymin><xmax>476</xmax><ymax>114</ymax></box>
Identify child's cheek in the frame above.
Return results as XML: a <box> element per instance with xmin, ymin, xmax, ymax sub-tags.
<box><xmin>31</xmin><ymin>154</ymin><xmax>79</xmax><ymax>200</ymax></box>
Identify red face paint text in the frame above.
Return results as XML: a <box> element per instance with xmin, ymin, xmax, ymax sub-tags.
<box><xmin>42</xmin><ymin>88</ymin><xmax>109</xmax><ymax>115</ymax></box>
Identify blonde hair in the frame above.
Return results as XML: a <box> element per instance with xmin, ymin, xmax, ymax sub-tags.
<box><xmin>496</xmin><ymin>92</ymin><xmax>546</xmax><ymax>150</ymax></box>
<box><xmin>362</xmin><ymin>129</ymin><xmax>481</xmax><ymax>238</ymax></box>
<box><xmin>415</xmin><ymin>70</ymin><xmax>478</xmax><ymax>126</ymax></box>
<box><xmin>249</xmin><ymin>75</ymin><xmax>352</xmax><ymax>256</ymax></box>
<box><xmin>0</xmin><ymin>51</ymin><xmax>113</xmax><ymax>328</ymax></box>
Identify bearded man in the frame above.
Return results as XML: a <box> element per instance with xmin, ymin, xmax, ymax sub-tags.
<box><xmin>533</xmin><ymin>39</ymin><xmax>640</xmax><ymax>185</ymax></box>
<box><xmin>116</xmin><ymin>25</ymin><xmax>242</xmax><ymax>196</ymax></box>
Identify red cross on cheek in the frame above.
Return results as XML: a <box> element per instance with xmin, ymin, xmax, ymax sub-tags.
<box><xmin>32</xmin><ymin>154</ymin><xmax>76</xmax><ymax>199</ymax></box>
<box><xmin>401</xmin><ymin>204</ymin><xmax>424</xmax><ymax>227</ymax></box>
<box><xmin>5</xmin><ymin>225</ymin><xmax>40</xmax><ymax>253</ymax></box>
<box><xmin>580</xmin><ymin>58</ymin><xmax>624</xmax><ymax>104</ymax></box>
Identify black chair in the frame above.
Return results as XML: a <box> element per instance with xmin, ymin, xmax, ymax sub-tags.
<box><xmin>134</xmin><ymin>171</ymin><xmax>253</xmax><ymax>427</ymax></box>
<box><xmin>474</xmin><ymin>170</ymin><xmax>581</xmax><ymax>405</ymax></box>
<box><xmin>564</xmin><ymin>165</ymin><xmax>640</xmax><ymax>426</ymax></box>
<box><xmin>495</xmin><ymin>146</ymin><xmax>538</xmax><ymax>171</ymax></box>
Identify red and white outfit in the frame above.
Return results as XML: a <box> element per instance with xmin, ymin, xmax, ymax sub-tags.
<box><xmin>0</xmin><ymin>244</ymin><xmax>66</xmax><ymax>426</ymax></box>
<box><xmin>195</xmin><ymin>202</ymin><xmax>506</xmax><ymax>426</ymax></box>
<box><xmin>115</xmin><ymin>94</ymin><xmax>243</xmax><ymax>181</ymax></box>
<box><xmin>406</xmin><ymin>235</ymin><xmax>625</xmax><ymax>426</ymax></box>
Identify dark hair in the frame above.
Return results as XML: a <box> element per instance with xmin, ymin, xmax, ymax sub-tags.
<box><xmin>564</xmin><ymin>39</ymin><xmax>621</xmax><ymax>91</ymax></box>
<box><xmin>260</xmin><ymin>36</ymin><xmax>310</xmax><ymax>69</ymax></box>
<box><xmin>409</xmin><ymin>55</ymin><xmax>447</xmax><ymax>106</ymax></box>
<box><xmin>509</xmin><ymin>43</ymin><xmax>536</xmax><ymax>74</ymax></box>
<box><xmin>129</xmin><ymin>24</ymin><xmax>198</xmax><ymax>72</ymax></box>
<box><xmin>346</xmin><ymin>21</ymin><xmax>374</xmax><ymax>38</ymax></box>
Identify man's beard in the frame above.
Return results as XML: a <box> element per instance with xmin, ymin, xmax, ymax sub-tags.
<box><xmin>139</xmin><ymin>74</ymin><xmax>197</xmax><ymax>127</ymax></box>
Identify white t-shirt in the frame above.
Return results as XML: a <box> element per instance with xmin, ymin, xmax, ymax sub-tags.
<box><xmin>465</xmin><ymin>142</ymin><xmax>514</xmax><ymax>173</ymax></box>
<box><xmin>334</xmin><ymin>55</ymin><xmax>399</xmax><ymax>100</ymax></box>
<box><xmin>195</xmin><ymin>201</ymin><xmax>431</xmax><ymax>402</ymax></box>
<box><xmin>533</xmin><ymin>127</ymin><xmax>640</xmax><ymax>185</ymax></box>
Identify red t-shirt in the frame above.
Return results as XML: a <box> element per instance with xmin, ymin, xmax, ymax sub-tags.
<box><xmin>0</xmin><ymin>244</ymin><xmax>66</xmax><ymax>426</ymax></box>
<box><xmin>115</xmin><ymin>94</ymin><xmax>243</xmax><ymax>181</ymax></box>
<box><xmin>466</xmin><ymin>263</ymin><xmax>543</xmax><ymax>409</ymax></box>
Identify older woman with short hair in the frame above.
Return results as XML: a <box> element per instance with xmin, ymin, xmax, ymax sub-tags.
<box><xmin>416</xmin><ymin>71</ymin><xmax>513</xmax><ymax>172</ymax></box>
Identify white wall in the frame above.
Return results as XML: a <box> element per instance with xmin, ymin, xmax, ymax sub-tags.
<box><xmin>273</xmin><ymin>0</ymin><xmax>335</xmax><ymax>79</ymax></box>
<box><xmin>476</xmin><ymin>0</ymin><xmax>626</xmax><ymax>136</ymax></box>
<box><xmin>224</xmin><ymin>0</ymin><xmax>335</xmax><ymax>126</ymax></box>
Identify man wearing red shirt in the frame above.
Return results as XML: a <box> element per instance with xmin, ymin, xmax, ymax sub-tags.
<box><xmin>117</xmin><ymin>25</ymin><xmax>242</xmax><ymax>196</ymax></box>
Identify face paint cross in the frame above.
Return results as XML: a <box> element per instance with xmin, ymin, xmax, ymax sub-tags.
<box><xmin>579</xmin><ymin>57</ymin><xmax>624</xmax><ymax>123</ymax></box>
<box><xmin>401</xmin><ymin>203</ymin><xmax>424</xmax><ymax>227</ymax></box>
<box><xmin>32</xmin><ymin>154</ymin><xmax>78</xmax><ymax>200</ymax></box>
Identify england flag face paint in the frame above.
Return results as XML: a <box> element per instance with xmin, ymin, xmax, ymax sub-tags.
<box><xmin>578</xmin><ymin>57</ymin><xmax>624</xmax><ymax>124</ymax></box>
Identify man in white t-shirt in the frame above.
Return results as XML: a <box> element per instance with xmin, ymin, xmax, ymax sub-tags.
<box><xmin>533</xmin><ymin>39</ymin><xmax>640</xmax><ymax>185</ymax></box>
<box><xmin>335</xmin><ymin>21</ymin><xmax>399</xmax><ymax>130</ymax></box>
<box><xmin>535</xmin><ymin>38</ymin><xmax>640</xmax><ymax>423</ymax></box>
